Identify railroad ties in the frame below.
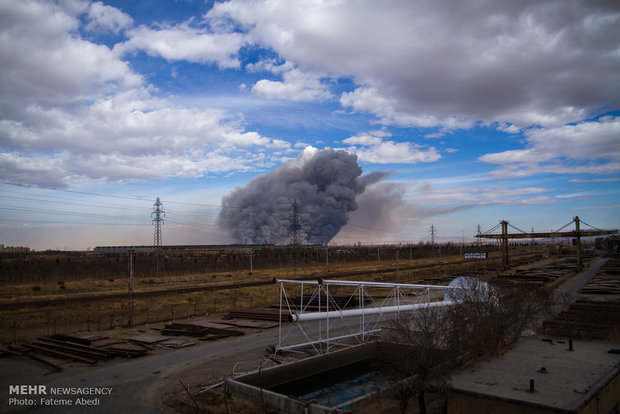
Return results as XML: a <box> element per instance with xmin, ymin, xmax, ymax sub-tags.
<box><xmin>160</xmin><ymin>320</ymin><xmax>244</xmax><ymax>340</ymax></box>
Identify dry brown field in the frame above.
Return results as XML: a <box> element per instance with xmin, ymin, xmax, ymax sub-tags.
<box><xmin>0</xmin><ymin>244</ymin><xmax>545</xmax><ymax>344</ymax></box>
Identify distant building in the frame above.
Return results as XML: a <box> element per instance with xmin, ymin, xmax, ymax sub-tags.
<box><xmin>0</xmin><ymin>245</ymin><xmax>31</xmax><ymax>254</ymax></box>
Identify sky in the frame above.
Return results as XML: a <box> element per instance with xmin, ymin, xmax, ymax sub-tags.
<box><xmin>1</xmin><ymin>0</ymin><xmax>619</xmax><ymax>251</ymax></box>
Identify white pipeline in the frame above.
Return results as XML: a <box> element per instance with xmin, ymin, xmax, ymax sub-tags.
<box><xmin>289</xmin><ymin>299</ymin><xmax>455</xmax><ymax>322</ymax></box>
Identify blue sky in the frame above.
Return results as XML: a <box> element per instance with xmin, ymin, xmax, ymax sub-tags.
<box><xmin>1</xmin><ymin>0</ymin><xmax>619</xmax><ymax>250</ymax></box>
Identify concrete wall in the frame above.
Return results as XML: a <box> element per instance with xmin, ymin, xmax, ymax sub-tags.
<box><xmin>579</xmin><ymin>369</ymin><xmax>620</xmax><ymax>414</ymax></box>
<box><xmin>226</xmin><ymin>342</ymin><xmax>383</xmax><ymax>414</ymax></box>
<box><xmin>239</xmin><ymin>342</ymin><xmax>379</xmax><ymax>389</ymax></box>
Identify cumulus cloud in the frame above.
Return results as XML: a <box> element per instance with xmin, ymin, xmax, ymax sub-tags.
<box><xmin>480</xmin><ymin>116</ymin><xmax>620</xmax><ymax>177</ymax></box>
<box><xmin>343</xmin><ymin>132</ymin><xmax>441</xmax><ymax>164</ymax></box>
<box><xmin>340</xmin><ymin>87</ymin><xmax>474</xmax><ymax>130</ymax></box>
<box><xmin>120</xmin><ymin>22</ymin><xmax>245</xmax><ymax>69</ymax></box>
<box><xmin>207</xmin><ymin>0</ymin><xmax>620</xmax><ymax>129</ymax></box>
<box><xmin>0</xmin><ymin>89</ymin><xmax>289</xmax><ymax>186</ymax></box>
<box><xmin>252</xmin><ymin>68</ymin><xmax>334</xmax><ymax>102</ymax></box>
<box><xmin>0</xmin><ymin>0</ymin><xmax>288</xmax><ymax>187</ymax></box>
<box><xmin>0</xmin><ymin>1</ymin><xmax>141</xmax><ymax>109</ymax></box>
<box><xmin>85</xmin><ymin>1</ymin><xmax>133</xmax><ymax>34</ymax></box>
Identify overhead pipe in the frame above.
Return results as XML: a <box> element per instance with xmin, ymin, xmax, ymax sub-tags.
<box><xmin>287</xmin><ymin>276</ymin><xmax>488</xmax><ymax>323</ymax></box>
<box><xmin>289</xmin><ymin>299</ymin><xmax>455</xmax><ymax>322</ymax></box>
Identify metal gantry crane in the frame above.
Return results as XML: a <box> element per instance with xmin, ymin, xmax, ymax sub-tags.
<box><xmin>476</xmin><ymin>216</ymin><xmax>617</xmax><ymax>268</ymax></box>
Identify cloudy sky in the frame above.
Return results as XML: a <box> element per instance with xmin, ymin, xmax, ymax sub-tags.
<box><xmin>1</xmin><ymin>0</ymin><xmax>619</xmax><ymax>250</ymax></box>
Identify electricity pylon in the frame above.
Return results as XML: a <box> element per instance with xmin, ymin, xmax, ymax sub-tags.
<box><xmin>290</xmin><ymin>199</ymin><xmax>301</xmax><ymax>246</ymax></box>
<box><xmin>151</xmin><ymin>197</ymin><xmax>165</xmax><ymax>278</ymax></box>
<box><xmin>152</xmin><ymin>197</ymin><xmax>165</xmax><ymax>246</ymax></box>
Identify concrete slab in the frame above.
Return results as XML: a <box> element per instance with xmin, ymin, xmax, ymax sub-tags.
<box><xmin>448</xmin><ymin>335</ymin><xmax>620</xmax><ymax>412</ymax></box>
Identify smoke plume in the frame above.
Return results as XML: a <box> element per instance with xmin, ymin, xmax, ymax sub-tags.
<box><xmin>217</xmin><ymin>147</ymin><xmax>387</xmax><ymax>245</ymax></box>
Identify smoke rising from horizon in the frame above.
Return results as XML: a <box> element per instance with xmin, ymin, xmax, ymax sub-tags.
<box><xmin>217</xmin><ymin>147</ymin><xmax>389</xmax><ymax>245</ymax></box>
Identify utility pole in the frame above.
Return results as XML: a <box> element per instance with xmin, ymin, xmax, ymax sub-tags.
<box><xmin>128</xmin><ymin>248</ymin><xmax>134</xmax><ymax>328</ymax></box>
<box><xmin>152</xmin><ymin>197</ymin><xmax>165</xmax><ymax>277</ymax></box>
<box><xmin>326</xmin><ymin>246</ymin><xmax>329</xmax><ymax>269</ymax></box>
<box><xmin>396</xmin><ymin>248</ymin><xmax>400</xmax><ymax>282</ymax></box>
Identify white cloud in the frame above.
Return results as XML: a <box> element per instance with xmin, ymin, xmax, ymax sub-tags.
<box><xmin>120</xmin><ymin>21</ymin><xmax>245</xmax><ymax>69</ymax></box>
<box><xmin>343</xmin><ymin>132</ymin><xmax>441</xmax><ymax>164</ymax></box>
<box><xmin>480</xmin><ymin>117</ymin><xmax>620</xmax><ymax>177</ymax></box>
<box><xmin>0</xmin><ymin>0</ymin><xmax>142</xmax><ymax>109</ymax></box>
<box><xmin>85</xmin><ymin>1</ymin><xmax>133</xmax><ymax>34</ymax></box>
<box><xmin>497</xmin><ymin>123</ymin><xmax>520</xmax><ymax>134</ymax></box>
<box><xmin>570</xmin><ymin>177</ymin><xmax>620</xmax><ymax>183</ymax></box>
<box><xmin>246</xmin><ymin>58</ymin><xmax>294</xmax><ymax>74</ymax></box>
<box><xmin>252</xmin><ymin>68</ymin><xmax>334</xmax><ymax>102</ymax></box>
<box><xmin>0</xmin><ymin>89</ymin><xmax>290</xmax><ymax>186</ymax></box>
<box><xmin>0</xmin><ymin>0</ymin><xmax>290</xmax><ymax>187</ymax></box>
<box><xmin>342</xmin><ymin>134</ymin><xmax>382</xmax><ymax>146</ymax></box>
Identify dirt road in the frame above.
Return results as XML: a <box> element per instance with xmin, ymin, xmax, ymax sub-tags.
<box><xmin>2</xmin><ymin>325</ymin><xmax>284</xmax><ymax>413</ymax></box>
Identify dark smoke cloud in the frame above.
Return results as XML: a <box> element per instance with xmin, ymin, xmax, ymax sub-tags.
<box><xmin>217</xmin><ymin>147</ymin><xmax>388</xmax><ymax>245</ymax></box>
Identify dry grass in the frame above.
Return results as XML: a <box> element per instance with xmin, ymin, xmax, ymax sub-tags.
<box><xmin>0</xmin><ymin>248</ymin><xmax>543</xmax><ymax>344</ymax></box>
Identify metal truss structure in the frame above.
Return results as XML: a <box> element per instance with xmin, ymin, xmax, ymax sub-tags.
<box><xmin>276</xmin><ymin>279</ymin><xmax>459</xmax><ymax>355</ymax></box>
<box><xmin>477</xmin><ymin>216</ymin><xmax>616</xmax><ymax>268</ymax></box>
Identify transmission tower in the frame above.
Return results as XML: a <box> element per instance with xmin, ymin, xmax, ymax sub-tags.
<box><xmin>152</xmin><ymin>197</ymin><xmax>165</xmax><ymax>246</ymax></box>
<box><xmin>288</xmin><ymin>200</ymin><xmax>305</xmax><ymax>277</ymax></box>
<box><xmin>290</xmin><ymin>200</ymin><xmax>301</xmax><ymax>246</ymax></box>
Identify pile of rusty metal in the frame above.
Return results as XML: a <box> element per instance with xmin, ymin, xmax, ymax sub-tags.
<box><xmin>160</xmin><ymin>320</ymin><xmax>244</xmax><ymax>340</ymax></box>
<box><xmin>4</xmin><ymin>334</ymin><xmax>150</xmax><ymax>373</ymax></box>
<box><xmin>226</xmin><ymin>308</ymin><xmax>288</xmax><ymax>321</ymax></box>
<box><xmin>580</xmin><ymin>258</ymin><xmax>620</xmax><ymax>295</ymax></box>
<box><xmin>494</xmin><ymin>258</ymin><xmax>580</xmax><ymax>286</ymax></box>
<box><xmin>543</xmin><ymin>300</ymin><xmax>620</xmax><ymax>339</ymax></box>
